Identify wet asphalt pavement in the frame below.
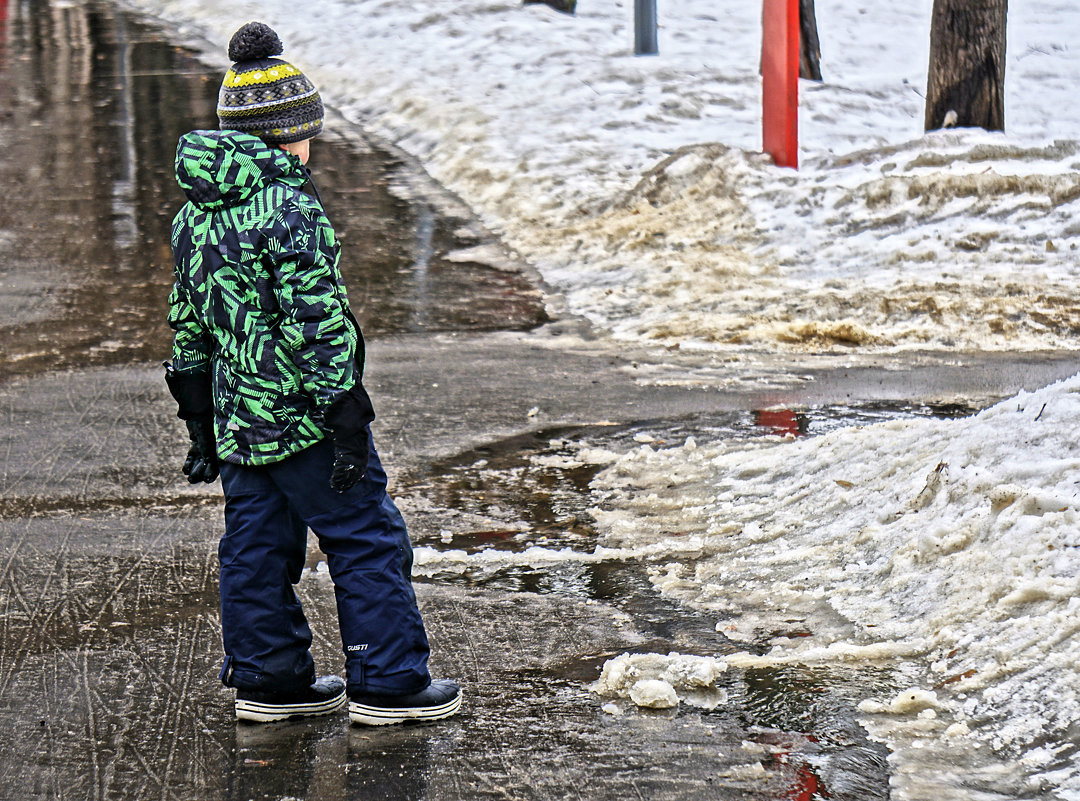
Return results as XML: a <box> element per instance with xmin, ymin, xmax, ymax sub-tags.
<box><xmin>2</xmin><ymin>3</ymin><xmax>1080</xmax><ymax>800</ymax></box>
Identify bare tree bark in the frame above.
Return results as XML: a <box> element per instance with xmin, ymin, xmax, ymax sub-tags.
<box><xmin>760</xmin><ymin>0</ymin><xmax>822</xmax><ymax>81</ymax></box>
<box><xmin>799</xmin><ymin>0</ymin><xmax>822</xmax><ymax>81</ymax></box>
<box><xmin>925</xmin><ymin>0</ymin><xmax>1007</xmax><ymax>132</ymax></box>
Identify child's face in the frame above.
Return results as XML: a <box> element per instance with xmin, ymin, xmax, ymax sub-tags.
<box><xmin>279</xmin><ymin>138</ymin><xmax>311</xmax><ymax>165</ymax></box>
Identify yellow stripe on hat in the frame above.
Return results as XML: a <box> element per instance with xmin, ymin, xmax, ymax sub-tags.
<box><xmin>223</xmin><ymin>63</ymin><xmax>302</xmax><ymax>89</ymax></box>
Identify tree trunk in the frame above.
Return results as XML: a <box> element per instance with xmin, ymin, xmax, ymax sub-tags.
<box><xmin>799</xmin><ymin>0</ymin><xmax>822</xmax><ymax>81</ymax></box>
<box><xmin>925</xmin><ymin>0</ymin><xmax>1007</xmax><ymax>132</ymax></box>
<box><xmin>761</xmin><ymin>1</ymin><xmax>822</xmax><ymax>81</ymax></box>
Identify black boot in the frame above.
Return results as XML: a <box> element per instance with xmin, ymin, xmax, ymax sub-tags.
<box><xmin>348</xmin><ymin>679</ymin><xmax>462</xmax><ymax>726</ymax></box>
<box><xmin>236</xmin><ymin>675</ymin><xmax>347</xmax><ymax>722</ymax></box>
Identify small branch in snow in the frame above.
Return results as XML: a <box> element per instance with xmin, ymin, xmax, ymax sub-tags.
<box><xmin>1035</xmin><ymin>403</ymin><xmax>1047</xmax><ymax>421</ymax></box>
<box><xmin>902</xmin><ymin>78</ymin><xmax>925</xmax><ymax>99</ymax></box>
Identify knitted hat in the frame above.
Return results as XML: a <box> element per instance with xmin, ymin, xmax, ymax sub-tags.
<box><xmin>217</xmin><ymin>22</ymin><xmax>324</xmax><ymax>145</ymax></box>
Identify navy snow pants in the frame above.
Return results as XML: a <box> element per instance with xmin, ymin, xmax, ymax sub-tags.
<box><xmin>217</xmin><ymin>432</ymin><xmax>430</xmax><ymax>697</ymax></box>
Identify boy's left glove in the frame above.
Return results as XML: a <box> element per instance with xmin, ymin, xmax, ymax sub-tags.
<box><xmin>182</xmin><ymin>417</ymin><xmax>219</xmax><ymax>484</ymax></box>
<box><xmin>325</xmin><ymin>382</ymin><xmax>376</xmax><ymax>493</ymax></box>
<box><xmin>164</xmin><ymin>363</ymin><xmax>219</xmax><ymax>484</ymax></box>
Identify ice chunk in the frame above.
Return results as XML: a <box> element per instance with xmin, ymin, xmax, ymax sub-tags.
<box><xmin>860</xmin><ymin>688</ymin><xmax>940</xmax><ymax>715</ymax></box>
<box><xmin>629</xmin><ymin>679</ymin><xmax>679</xmax><ymax>709</ymax></box>
<box><xmin>944</xmin><ymin>722</ymin><xmax>970</xmax><ymax>737</ymax></box>
<box><xmin>593</xmin><ymin>652</ymin><xmax>728</xmax><ymax>710</ymax></box>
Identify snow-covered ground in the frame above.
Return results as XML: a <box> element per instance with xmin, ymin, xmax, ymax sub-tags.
<box><xmin>113</xmin><ymin>0</ymin><xmax>1080</xmax><ymax>795</ymax></box>
<box><xmin>125</xmin><ymin>0</ymin><xmax>1080</xmax><ymax>353</ymax></box>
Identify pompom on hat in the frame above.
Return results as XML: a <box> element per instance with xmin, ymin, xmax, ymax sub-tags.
<box><xmin>217</xmin><ymin>22</ymin><xmax>323</xmax><ymax>145</ymax></box>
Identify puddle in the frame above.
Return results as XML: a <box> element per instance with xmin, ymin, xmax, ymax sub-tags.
<box><xmin>0</xmin><ymin>0</ymin><xmax>546</xmax><ymax>382</ymax></box>
<box><xmin>755</xmin><ymin>729</ymin><xmax>890</xmax><ymax>801</ymax></box>
<box><xmin>738</xmin><ymin>666</ymin><xmax>895</xmax><ymax>746</ymax></box>
<box><xmin>402</xmin><ymin>400</ymin><xmax>978</xmax><ymax>562</ymax></box>
<box><xmin>740</xmin><ymin>666</ymin><xmax>894</xmax><ymax>801</ymax></box>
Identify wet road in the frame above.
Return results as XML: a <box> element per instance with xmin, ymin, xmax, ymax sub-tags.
<box><xmin>0</xmin><ymin>2</ymin><xmax>546</xmax><ymax>381</ymax></box>
<box><xmin>2</xmin><ymin>2</ymin><xmax>1079</xmax><ymax>800</ymax></box>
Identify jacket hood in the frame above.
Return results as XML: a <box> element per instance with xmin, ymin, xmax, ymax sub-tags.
<box><xmin>175</xmin><ymin>130</ymin><xmax>304</xmax><ymax>210</ymax></box>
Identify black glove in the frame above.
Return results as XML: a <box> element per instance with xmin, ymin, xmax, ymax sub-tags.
<box><xmin>325</xmin><ymin>382</ymin><xmax>376</xmax><ymax>493</ymax></box>
<box><xmin>183</xmin><ymin>416</ymin><xmax>219</xmax><ymax>484</ymax></box>
<box><xmin>164</xmin><ymin>363</ymin><xmax>218</xmax><ymax>484</ymax></box>
<box><xmin>164</xmin><ymin>363</ymin><xmax>213</xmax><ymax>419</ymax></box>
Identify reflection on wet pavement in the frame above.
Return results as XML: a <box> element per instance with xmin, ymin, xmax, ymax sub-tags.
<box><xmin>0</xmin><ymin>0</ymin><xmax>546</xmax><ymax>382</ymax></box>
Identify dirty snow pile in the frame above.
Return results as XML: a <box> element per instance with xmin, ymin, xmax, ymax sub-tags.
<box><xmin>587</xmin><ymin>374</ymin><xmax>1080</xmax><ymax>798</ymax></box>
<box><xmin>592</xmin><ymin>651</ymin><xmax>728</xmax><ymax>710</ymax></box>
<box><xmin>120</xmin><ymin>0</ymin><xmax>1080</xmax><ymax>353</ymax></box>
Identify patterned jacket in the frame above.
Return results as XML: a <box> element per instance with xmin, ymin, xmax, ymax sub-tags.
<box><xmin>168</xmin><ymin>130</ymin><xmax>361</xmax><ymax>465</ymax></box>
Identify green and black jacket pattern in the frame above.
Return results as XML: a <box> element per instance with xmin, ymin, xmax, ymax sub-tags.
<box><xmin>168</xmin><ymin>129</ymin><xmax>361</xmax><ymax>465</ymax></box>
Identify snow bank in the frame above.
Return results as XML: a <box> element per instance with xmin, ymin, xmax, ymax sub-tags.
<box><xmin>120</xmin><ymin>0</ymin><xmax>1080</xmax><ymax>353</ymax></box>
<box><xmin>588</xmin><ymin>374</ymin><xmax>1080</xmax><ymax>797</ymax></box>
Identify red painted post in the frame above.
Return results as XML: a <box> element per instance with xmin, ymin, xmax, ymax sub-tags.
<box><xmin>762</xmin><ymin>0</ymin><xmax>799</xmax><ymax>168</ymax></box>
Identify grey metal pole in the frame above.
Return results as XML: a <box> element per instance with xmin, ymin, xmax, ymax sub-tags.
<box><xmin>634</xmin><ymin>0</ymin><xmax>658</xmax><ymax>55</ymax></box>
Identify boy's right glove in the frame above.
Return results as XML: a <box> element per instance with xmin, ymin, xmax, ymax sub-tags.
<box><xmin>325</xmin><ymin>382</ymin><xmax>376</xmax><ymax>493</ymax></box>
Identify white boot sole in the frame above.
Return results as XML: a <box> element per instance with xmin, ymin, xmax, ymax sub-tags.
<box><xmin>348</xmin><ymin>691</ymin><xmax>462</xmax><ymax>726</ymax></box>
<box><xmin>235</xmin><ymin>690</ymin><xmax>347</xmax><ymax>723</ymax></box>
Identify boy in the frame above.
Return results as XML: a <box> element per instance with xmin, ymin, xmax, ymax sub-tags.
<box><xmin>164</xmin><ymin>21</ymin><xmax>460</xmax><ymax>725</ymax></box>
